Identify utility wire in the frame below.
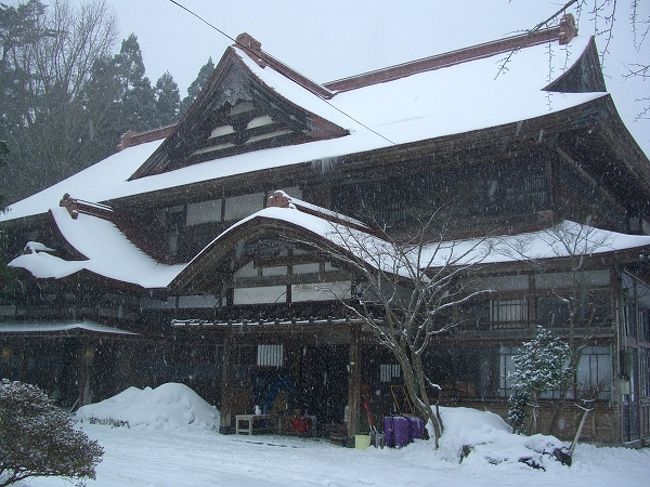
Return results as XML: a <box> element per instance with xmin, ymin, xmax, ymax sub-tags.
<box><xmin>167</xmin><ymin>0</ymin><xmax>396</xmax><ymax>146</ymax></box>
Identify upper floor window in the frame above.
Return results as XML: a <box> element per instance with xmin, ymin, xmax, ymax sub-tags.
<box><xmin>491</xmin><ymin>299</ymin><xmax>528</xmax><ymax>325</ymax></box>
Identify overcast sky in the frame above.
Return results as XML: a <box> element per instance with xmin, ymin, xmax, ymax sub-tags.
<box><xmin>18</xmin><ymin>0</ymin><xmax>650</xmax><ymax>156</ymax></box>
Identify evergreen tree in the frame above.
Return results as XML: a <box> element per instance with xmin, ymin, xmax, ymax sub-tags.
<box><xmin>507</xmin><ymin>326</ymin><xmax>573</xmax><ymax>434</ymax></box>
<box><xmin>179</xmin><ymin>57</ymin><xmax>214</xmax><ymax>114</ymax></box>
<box><xmin>114</xmin><ymin>34</ymin><xmax>157</xmax><ymax>132</ymax></box>
<box><xmin>80</xmin><ymin>55</ymin><xmax>123</xmax><ymax>162</ymax></box>
<box><xmin>155</xmin><ymin>71</ymin><xmax>180</xmax><ymax>126</ymax></box>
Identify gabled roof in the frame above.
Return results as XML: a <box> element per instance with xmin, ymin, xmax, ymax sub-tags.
<box><xmin>129</xmin><ymin>42</ymin><xmax>349</xmax><ymax>180</ymax></box>
<box><xmin>1</xmin><ymin>24</ymin><xmax>636</xmax><ymax>225</ymax></box>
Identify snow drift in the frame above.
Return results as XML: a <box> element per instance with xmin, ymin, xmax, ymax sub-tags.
<box><xmin>437</xmin><ymin>406</ymin><xmax>567</xmax><ymax>469</ymax></box>
<box><xmin>76</xmin><ymin>383</ymin><xmax>220</xmax><ymax>431</ymax></box>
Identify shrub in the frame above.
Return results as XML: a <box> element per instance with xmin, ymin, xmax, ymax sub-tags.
<box><xmin>0</xmin><ymin>379</ymin><xmax>103</xmax><ymax>486</ymax></box>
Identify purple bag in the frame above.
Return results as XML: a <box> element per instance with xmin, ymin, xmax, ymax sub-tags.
<box><xmin>383</xmin><ymin>416</ymin><xmax>395</xmax><ymax>448</ymax></box>
<box><xmin>392</xmin><ymin>416</ymin><xmax>411</xmax><ymax>448</ymax></box>
<box><xmin>407</xmin><ymin>416</ymin><xmax>426</xmax><ymax>439</ymax></box>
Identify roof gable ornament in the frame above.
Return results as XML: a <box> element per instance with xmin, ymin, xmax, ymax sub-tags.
<box><xmin>558</xmin><ymin>13</ymin><xmax>578</xmax><ymax>45</ymax></box>
<box><xmin>129</xmin><ymin>39</ymin><xmax>348</xmax><ymax>180</ymax></box>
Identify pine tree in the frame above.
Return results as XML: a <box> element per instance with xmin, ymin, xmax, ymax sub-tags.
<box><xmin>155</xmin><ymin>71</ymin><xmax>180</xmax><ymax>126</ymax></box>
<box><xmin>179</xmin><ymin>57</ymin><xmax>214</xmax><ymax>114</ymax></box>
<box><xmin>114</xmin><ymin>34</ymin><xmax>157</xmax><ymax>132</ymax></box>
<box><xmin>507</xmin><ymin>326</ymin><xmax>573</xmax><ymax>434</ymax></box>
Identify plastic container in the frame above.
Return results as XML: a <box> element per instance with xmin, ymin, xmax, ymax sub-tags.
<box><xmin>407</xmin><ymin>416</ymin><xmax>426</xmax><ymax>439</ymax></box>
<box><xmin>383</xmin><ymin>416</ymin><xmax>395</xmax><ymax>448</ymax></box>
<box><xmin>354</xmin><ymin>434</ymin><xmax>371</xmax><ymax>450</ymax></box>
<box><xmin>392</xmin><ymin>416</ymin><xmax>411</xmax><ymax>448</ymax></box>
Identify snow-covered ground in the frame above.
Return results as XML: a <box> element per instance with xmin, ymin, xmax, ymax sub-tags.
<box><xmin>19</xmin><ymin>425</ymin><xmax>649</xmax><ymax>487</ymax></box>
<box><xmin>16</xmin><ymin>384</ymin><xmax>650</xmax><ymax>487</ymax></box>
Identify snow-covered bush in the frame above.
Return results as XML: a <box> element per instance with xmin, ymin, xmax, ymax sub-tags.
<box><xmin>0</xmin><ymin>379</ymin><xmax>103</xmax><ymax>487</ymax></box>
<box><xmin>507</xmin><ymin>326</ymin><xmax>573</xmax><ymax>433</ymax></box>
<box><xmin>438</xmin><ymin>406</ymin><xmax>570</xmax><ymax>469</ymax></box>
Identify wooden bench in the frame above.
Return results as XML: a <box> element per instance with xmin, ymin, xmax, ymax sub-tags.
<box><xmin>235</xmin><ymin>414</ymin><xmax>274</xmax><ymax>435</ymax></box>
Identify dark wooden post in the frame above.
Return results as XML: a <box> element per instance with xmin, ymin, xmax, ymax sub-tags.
<box><xmin>346</xmin><ymin>325</ymin><xmax>361</xmax><ymax>446</ymax></box>
<box><xmin>219</xmin><ymin>332</ymin><xmax>234</xmax><ymax>434</ymax></box>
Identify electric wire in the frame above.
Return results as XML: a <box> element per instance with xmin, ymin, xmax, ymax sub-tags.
<box><xmin>167</xmin><ymin>0</ymin><xmax>396</xmax><ymax>146</ymax></box>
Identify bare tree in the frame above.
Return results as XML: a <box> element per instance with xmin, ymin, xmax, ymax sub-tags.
<box><xmin>1</xmin><ymin>0</ymin><xmax>117</xmax><ymax>201</ymax></box>
<box><xmin>297</xmin><ymin>211</ymin><xmax>495</xmax><ymax>448</ymax></box>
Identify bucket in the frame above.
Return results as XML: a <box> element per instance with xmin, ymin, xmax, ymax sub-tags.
<box><xmin>354</xmin><ymin>434</ymin><xmax>371</xmax><ymax>450</ymax></box>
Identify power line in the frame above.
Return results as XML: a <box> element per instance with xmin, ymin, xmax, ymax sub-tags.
<box><xmin>167</xmin><ymin>0</ymin><xmax>396</xmax><ymax>146</ymax></box>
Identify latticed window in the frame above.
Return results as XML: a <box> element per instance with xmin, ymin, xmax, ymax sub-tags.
<box><xmin>257</xmin><ymin>344</ymin><xmax>283</xmax><ymax>367</ymax></box>
<box><xmin>380</xmin><ymin>364</ymin><xmax>401</xmax><ymax>383</ymax></box>
<box><xmin>491</xmin><ymin>299</ymin><xmax>528</xmax><ymax>323</ymax></box>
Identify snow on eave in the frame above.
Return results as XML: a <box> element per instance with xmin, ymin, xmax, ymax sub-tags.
<box><xmin>0</xmin><ymin>140</ymin><xmax>164</xmax><ymax>224</ymax></box>
<box><xmin>421</xmin><ymin>220</ymin><xmax>650</xmax><ymax>269</ymax></box>
<box><xmin>0</xmin><ymin>320</ymin><xmax>137</xmax><ymax>335</ymax></box>
<box><xmin>12</xmin><ymin>207</ymin><xmax>186</xmax><ymax>289</ymax></box>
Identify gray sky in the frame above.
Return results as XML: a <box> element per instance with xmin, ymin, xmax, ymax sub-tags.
<box><xmin>15</xmin><ymin>0</ymin><xmax>650</xmax><ymax>156</ymax></box>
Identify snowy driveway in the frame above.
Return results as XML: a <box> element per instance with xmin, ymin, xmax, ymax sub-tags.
<box><xmin>23</xmin><ymin>424</ymin><xmax>650</xmax><ymax>487</ymax></box>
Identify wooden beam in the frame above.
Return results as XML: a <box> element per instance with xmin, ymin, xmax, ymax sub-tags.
<box><xmin>346</xmin><ymin>324</ymin><xmax>361</xmax><ymax>445</ymax></box>
<box><xmin>219</xmin><ymin>332</ymin><xmax>234</xmax><ymax>434</ymax></box>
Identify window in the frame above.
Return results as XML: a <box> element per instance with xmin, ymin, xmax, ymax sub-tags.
<box><xmin>491</xmin><ymin>299</ymin><xmax>528</xmax><ymax>325</ymax></box>
<box><xmin>380</xmin><ymin>364</ymin><xmax>401</xmax><ymax>383</ymax></box>
<box><xmin>576</xmin><ymin>346</ymin><xmax>611</xmax><ymax>400</ymax></box>
<box><xmin>537</xmin><ymin>292</ymin><xmax>611</xmax><ymax>328</ymax></box>
<box><xmin>186</xmin><ymin>199</ymin><xmax>222</xmax><ymax>226</ymax></box>
<box><xmin>641</xmin><ymin>349</ymin><xmax>650</xmax><ymax>398</ymax></box>
<box><xmin>224</xmin><ymin>193</ymin><xmax>264</xmax><ymax>221</ymax></box>
<box><xmin>257</xmin><ymin>344</ymin><xmax>283</xmax><ymax>367</ymax></box>
<box><xmin>640</xmin><ymin>308</ymin><xmax>650</xmax><ymax>343</ymax></box>
<box><xmin>498</xmin><ymin>346</ymin><xmax>520</xmax><ymax>397</ymax></box>
<box><xmin>537</xmin><ymin>297</ymin><xmax>571</xmax><ymax>328</ymax></box>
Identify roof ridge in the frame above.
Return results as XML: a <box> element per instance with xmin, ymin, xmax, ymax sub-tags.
<box><xmin>324</xmin><ymin>14</ymin><xmax>577</xmax><ymax>93</ymax></box>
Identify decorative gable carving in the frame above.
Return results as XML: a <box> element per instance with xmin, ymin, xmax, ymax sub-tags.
<box><xmin>130</xmin><ymin>47</ymin><xmax>348</xmax><ymax>180</ymax></box>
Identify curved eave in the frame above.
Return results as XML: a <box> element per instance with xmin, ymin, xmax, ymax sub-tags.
<box><xmin>544</xmin><ymin>36</ymin><xmax>607</xmax><ymax>93</ymax></box>
<box><xmin>595</xmin><ymin>95</ymin><xmax>650</xmax><ymax>195</ymax></box>
<box><xmin>168</xmin><ymin>214</ymin><xmax>380</xmax><ymax>294</ymax></box>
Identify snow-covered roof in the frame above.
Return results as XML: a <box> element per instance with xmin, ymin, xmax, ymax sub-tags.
<box><xmin>1</xmin><ymin>34</ymin><xmax>607</xmax><ymax>223</ymax></box>
<box><xmin>9</xmin><ymin>207</ymin><xmax>184</xmax><ymax>288</ymax></box>
<box><xmin>9</xmin><ymin>198</ymin><xmax>650</xmax><ymax>289</ymax></box>
<box><xmin>172</xmin><ymin>206</ymin><xmax>650</xmax><ymax>289</ymax></box>
<box><xmin>0</xmin><ymin>320</ymin><xmax>137</xmax><ymax>335</ymax></box>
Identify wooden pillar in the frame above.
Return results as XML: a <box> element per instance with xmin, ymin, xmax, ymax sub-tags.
<box><xmin>79</xmin><ymin>342</ymin><xmax>95</xmax><ymax>406</ymax></box>
<box><xmin>346</xmin><ymin>325</ymin><xmax>361</xmax><ymax>446</ymax></box>
<box><xmin>219</xmin><ymin>332</ymin><xmax>234</xmax><ymax>434</ymax></box>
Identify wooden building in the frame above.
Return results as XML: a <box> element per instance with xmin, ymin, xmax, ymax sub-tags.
<box><xmin>2</xmin><ymin>16</ymin><xmax>650</xmax><ymax>445</ymax></box>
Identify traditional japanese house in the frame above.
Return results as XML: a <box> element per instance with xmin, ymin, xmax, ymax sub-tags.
<box><xmin>1</xmin><ymin>15</ymin><xmax>650</xmax><ymax>446</ymax></box>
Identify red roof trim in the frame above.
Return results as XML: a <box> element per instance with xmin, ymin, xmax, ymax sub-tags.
<box><xmin>236</xmin><ymin>33</ymin><xmax>335</xmax><ymax>99</ymax></box>
<box><xmin>117</xmin><ymin>124</ymin><xmax>177</xmax><ymax>152</ymax></box>
<box><xmin>324</xmin><ymin>19</ymin><xmax>575</xmax><ymax>93</ymax></box>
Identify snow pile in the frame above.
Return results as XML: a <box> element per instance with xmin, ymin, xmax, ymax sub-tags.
<box><xmin>76</xmin><ymin>383</ymin><xmax>220</xmax><ymax>431</ymax></box>
<box><xmin>437</xmin><ymin>407</ymin><xmax>567</xmax><ymax>469</ymax></box>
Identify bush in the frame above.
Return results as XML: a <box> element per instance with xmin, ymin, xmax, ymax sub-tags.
<box><xmin>507</xmin><ymin>326</ymin><xmax>573</xmax><ymax>433</ymax></box>
<box><xmin>0</xmin><ymin>379</ymin><xmax>103</xmax><ymax>486</ymax></box>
